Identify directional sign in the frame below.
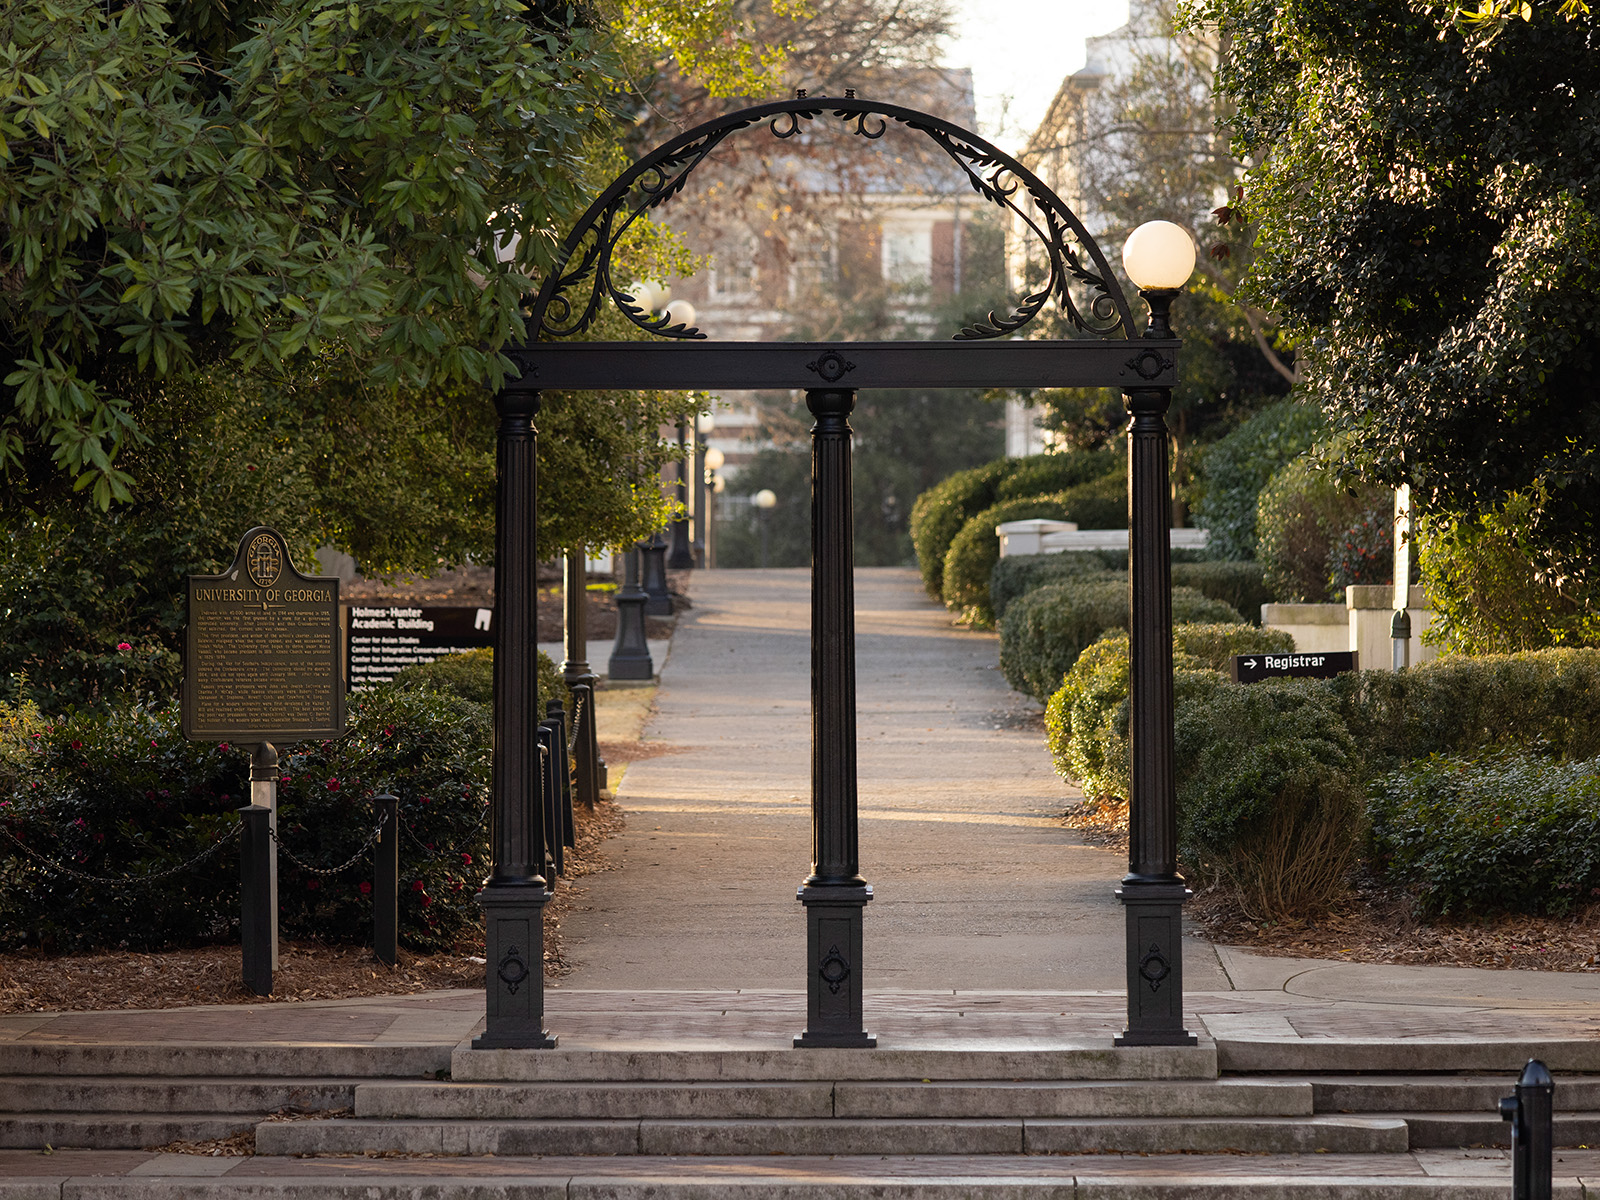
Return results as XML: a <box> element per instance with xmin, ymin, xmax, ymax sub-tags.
<box><xmin>1230</xmin><ymin>651</ymin><xmax>1358</xmax><ymax>684</ymax></box>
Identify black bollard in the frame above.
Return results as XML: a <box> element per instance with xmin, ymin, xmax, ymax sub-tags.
<box><xmin>238</xmin><ymin>805</ymin><xmax>273</xmax><ymax>996</ymax></box>
<box><xmin>373</xmin><ymin>792</ymin><xmax>398</xmax><ymax>967</ymax></box>
<box><xmin>546</xmin><ymin>698</ymin><xmax>576</xmax><ymax>851</ymax></box>
<box><xmin>537</xmin><ymin>722</ymin><xmax>564</xmax><ymax>879</ymax></box>
<box><xmin>610</xmin><ymin>546</ymin><xmax>655</xmax><ymax>680</ymax></box>
<box><xmin>1500</xmin><ymin>1059</ymin><xmax>1554</xmax><ymax>1200</ymax></box>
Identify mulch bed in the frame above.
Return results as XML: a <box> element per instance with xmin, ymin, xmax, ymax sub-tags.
<box><xmin>1060</xmin><ymin>797</ymin><xmax>1600</xmax><ymax>973</ymax></box>
<box><xmin>0</xmin><ymin>798</ymin><xmax>626</xmax><ymax>1014</ymax></box>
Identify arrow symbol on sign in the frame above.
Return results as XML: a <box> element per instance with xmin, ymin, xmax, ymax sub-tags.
<box><xmin>1245</xmin><ymin>658</ymin><xmax>1258</xmax><ymax>669</ymax></box>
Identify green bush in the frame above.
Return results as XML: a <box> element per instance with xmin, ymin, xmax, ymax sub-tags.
<box><xmin>999</xmin><ymin>578</ymin><xmax>1243</xmax><ymax>701</ymax></box>
<box><xmin>1189</xmin><ymin>399</ymin><xmax>1323</xmax><ymax>561</ymax></box>
<box><xmin>1370</xmin><ymin>751</ymin><xmax>1600</xmax><ymax>917</ymax></box>
<box><xmin>909</xmin><ymin>459</ymin><xmax>1016</xmax><ymax>599</ymax></box>
<box><xmin>941</xmin><ymin>496</ymin><xmax>1078</xmax><ymax>625</ymax></box>
<box><xmin>1169</xmin><ymin>561</ymin><xmax>1271</xmax><ymax>626</ymax></box>
<box><xmin>1173</xmin><ymin>678</ymin><xmax>1366</xmax><ymax>918</ymax></box>
<box><xmin>990</xmin><ymin>552</ymin><xmax>1127</xmax><ymax>623</ymax></box>
<box><xmin>1333</xmin><ymin>647</ymin><xmax>1600</xmax><ymax>768</ymax></box>
<box><xmin>1256</xmin><ymin>455</ymin><xmax>1391</xmax><ymax>602</ymax></box>
<box><xmin>1045</xmin><ymin>624</ymin><xmax>1297</xmax><ymax>801</ymax></box>
<box><xmin>392</xmin><ymin>648</ymin><xmax>567</xmax><ymax>726</ymax></box>
<box><xmin>1417</xmin><ymin>497</ymin><xmax>1600</xmax><ymax>655</ymax></box>
<box><xmin>1054</xmin><ymin>466</ymin><xmax>1128</xmax><ymax>531</ymax></box>
<box><xmin>942</xmin><ymin>468</ymin><xmax>1128</xmax><ymax>626</ymax></box>
<box><xmin>993</xmin><ymin>449</ymin><xmax>1117</xmax><ymax>504</ymax></box>
<box><xmin>0</xmin><ymin>689</ymin><xmax>491</xmax><ymax>954</ymax></box>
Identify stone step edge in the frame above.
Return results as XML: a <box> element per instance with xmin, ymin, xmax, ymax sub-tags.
<box><xmin>2</xmin><ymin>1171</ymin><xmax>1557</xmax><ymax>1200</ymax></box>
<box><xmin>0</xmin><ymin>1044</ymin><xmax>452</xmax><ymax>1079</ymax></box>
<box><xmin>451</xmin><ymin>1044</ymin><xmax>1221</xmax><ymax>1082</ymax></box>
<box><xmin>1219</xmin><ymin>1038</ymin><xmax>1600</xmax><ymax>1074</ymax></box>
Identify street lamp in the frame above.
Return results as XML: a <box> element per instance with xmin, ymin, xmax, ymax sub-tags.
<box><xmin>703</xmin><ymin>446</ymin><xmax>725</xmax><ymax>568</ymax></box>
<box><xmin>694</xmin><ymin>412</ymin><xmax>716</xmax><ymax>566</ymax></box>
<box><xmin>753</xmin><ymin>488</ymin><xmax>777</xmax><ymax>568</ymax></box>
<box><xmin>1115</xmin><ymin>219</ymin><xmax>1198</xmax><ymax>1047</ymax></box>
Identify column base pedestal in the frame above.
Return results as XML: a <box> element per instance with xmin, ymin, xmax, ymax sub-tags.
<box><xmin>795</xmin><ymin>883</ymin><xmax>874</xmax><ymax>1049</ymax></box>
<box><xmin>1114</xmin><ymin>877</ymin><xmax>1196</xmax><ymax>1047</ymax></box>
<box><xmin>473</xmin><ymin>883</ymin><xmax>557</xmax><ymax>1050</ymax></box>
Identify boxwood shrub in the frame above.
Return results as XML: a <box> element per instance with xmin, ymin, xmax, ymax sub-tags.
<box><xmin>993</xmin><ymin>449</ymin><xmax>1118</xmax><ymax>504</ymax></box>
<box><xmin>991</xmin><ymin>552</ymin><xmax>1126</xmax><ymax>623</ymax></box>
<box><xmin>392</xmin><ymin>647</ymin><xmax>567</xmax><ymax>725</ymax></box>
<box><xmin>1369</xmin><ymin>751</ymin><xmax>1600</xmax><ymax>917</ymax></box>
<box><xmin>0</xmin><ymin>688</ymin><xmax>492</xmax><ymax>954</ymax></box>
<box><xmin>942</xmin><ymin>469</ymin><xmax>1128</xmax><ymax>626</ymax></box>
<box><xmin>1169</xmin><ymin>562</ymin><xmax>1271</xmax><ymax>626</ymax></box>
<box><xmin>999</xmin><ymin>578</ymin><xmax>1243</xmax><ymax>701</ymax></box>
<box><xmin>909</xmin><ymin>459</ymin><xmax>1016</xmax><ymax>599</ymax></box>
<box><xmin>1045</xmin><ymin>624</ymin><xmax>1297</xmax><ymax>802</ymax></box>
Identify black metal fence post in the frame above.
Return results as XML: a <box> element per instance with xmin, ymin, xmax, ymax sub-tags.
<box><xmin>239</xmin><ymin>804</ymin><xmax>272</xmax><ymax>996</ymax></box>
<box><xmin>795</xmin><ymin>385</ymin><xmax>874</xmax><ymax>1049</ymax></box>
<box><xmin>562</xmin><ymin>550</ymin><xmax>603</xmax><ymax>811</ymax></box>
<box><xmin>474</xmin><ymin>381</ymin><xmax>555</xmax><ymax>1050</ymax></box>
<box><xmin>1116</xmin><ymin>288</ymin><xmax>1196</xmax><ymax>1048</ymax></box>
<box><xmin>373</xmin><ymin>792</ymin><xmax>398</xmax><ymax>967</ymax></box>
<box><xmin>1501</xmin><ymin>1059</ymin><xmax>1554</xmax><ymax>1200</ymax></box>
<box><xmin>537</xmin><ymin>721</ymin><xmax>563</xmax><ymax>880</ymax></box>
<box><xmin>610</xmin><ymin>545</ymin><xmax>654</xmax><ymax>681</ymax></box>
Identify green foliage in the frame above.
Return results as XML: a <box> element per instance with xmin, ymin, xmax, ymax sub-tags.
<box><xmin>1173</xmin><ymin>678</ymin><xmax>1366</xmax><ymax>917</ymax></box>
<box><xmin>1170</xmin><ymin>561</ymin><xmax>1270</xmax><ymax>625</ymax></box>
<box><xmin>0</xmin><ymin>688</ymin><xmax>490</xmax><ymax>952</ymax></box>
<box><xmin>1256</xmin><ymin>454</ymin><xmax>1391</xmax><ymax>602</ymax></box>
<box><xmin>1191</xmin><ymin>0</ymin><xmax>1600</xmax><ymax>592</ymax></box>
<box><xmin>942</xmin><ymin>467</ymin><xmax>1128</xmax><ymax>626</ymax></box>
<box><xmin>1045</xmin><ymin>624</ymin><xmax>1296</xmax><ymax>801</ymax></box>
<box><xmin>1417</xmin><ymin>498</ymin><xmax>1600</xmax><ymax>655</ymax></box>
<box><xmin>909</xmin><ymin>458</ymin><xmax>1017</xmax><ymax>597</ymax></box>
<box><xmin>993</xmin><ymin>449</ymin><xmax>1119</xmax><ymax>504</ymax></box>
<box><xmin>1370</xmin><ymin>752</ymin><xmax>1600</xmax><ymax>917</ymax></box>
<box><xmin>990</xmin><ymin>552</ymin><xmax>1127</xmax><ymax>623</ymax></box>
<box><xmin>999</xmin><ymin>578</ymin><xmax>1243</xmax><ymax>701</ymax></box>
<box><xmin>0</xmin><ymin>0</ymin><xmax>622</xmax><ymax>507</ymax></box>
<box><xmin>1334</xmin><ymin>647</ymin><xmax>1600</xmax><ymax>768</ymax></box>
<box><xmin>1189</xmin><ymin>399</ymin><xmax>1323</xmax><ymax>561</ymax></box>
<box><xmin>391</xmin><ymin>649</ymin><xmax>566</xmax><ymax>726</ymax></box>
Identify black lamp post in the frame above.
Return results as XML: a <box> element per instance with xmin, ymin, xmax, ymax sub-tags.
<box><xmin>667</xmin><ymin>418</ymin><xmax>695</xmax><ymax>569</ymax></box>
<box><xmin>1115</xmin><ymin>220</ymin><xmax>1199</xmax><ymax>1048</ymax></box>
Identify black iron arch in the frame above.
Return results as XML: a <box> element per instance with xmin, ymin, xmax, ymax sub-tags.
<box><xmin>528</xmin><ymin>93</ymin><xmax>1138</xmax><ymax>344</ymax></box>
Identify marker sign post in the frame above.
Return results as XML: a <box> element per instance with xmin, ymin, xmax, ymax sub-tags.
<box><xmin>1230</xmin><ymin>651</ymin><xmax>1358</xmax><ymax>684</ymax></box>
<box><xmin>183</xmin><ymin>526</ymin><xmax>345</xmax><ymax>995</ymax></box>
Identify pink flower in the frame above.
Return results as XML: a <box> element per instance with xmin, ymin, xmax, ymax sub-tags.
<box><xmin>116</xmin><ymin>642</ymin><xmax>131</xmax><ymax>652</ymax></box>
<box><xmin>460</xmin><ymin>852</ymin><xmax>473</xmax><ymax>866</ymax></box>
<box><xmin>359</xmin><ymin>881</ymin><xmax>372</xmax><ymax>895</ymax></box>
<box><xmin>327</xmin><ymin>778</ymin><xmax>340</xmax><ymax>791</ymax></box>
<box><xmin>307</xmin><ymin>879</ymin><xmax>319</xmax><ymax>891</ymax></box>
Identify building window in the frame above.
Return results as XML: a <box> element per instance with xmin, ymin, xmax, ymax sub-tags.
<box><xmin>883</xmin><ymin>225</ymin><xmax>932</xmax><ymax>288</ymax></box>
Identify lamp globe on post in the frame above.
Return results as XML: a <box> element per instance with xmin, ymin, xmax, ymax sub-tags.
<box><xmin>753</xmin><ymin>488</ymin><xmax>777</xmax><ymax>569</ymax></box>
<box><xmin>1114</xmin><ymin>219</ymin><xmax>1199</xmax><ymax>1049</ymax></box>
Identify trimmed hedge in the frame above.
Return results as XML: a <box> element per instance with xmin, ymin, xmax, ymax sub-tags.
<box><xmin>1189</xmin><ymin>399</ymin><xmax>1323</xmax><ymax>561</ymax></box>
<box><xmin>991</xmin><ymin>552</ymin><xmax>1126</xmax><ymax>623</ymax></box>
<box><xmin>1371</xmin><ymin>751</ymin><xmax>1600</xmax><ymax>917</ymax></box>
<box><xmin>999</xmin><ymin>578</ymin><xmax>1244</xmax><ymax>701</ymax></box>
<box><xmin>993</xmin><ymin>449</ymin><xmax>1118</xmax><ymax>504</ymax></box>
<box><xmin>1170</xmin><ymin>562</ymin><xmax>1271</xmax><ymax>626</ymax></box>
<box><xmin>1045</xmin><ymin>624</ymin><xmax>1297</xmax><ymax>802</ymax></box>
<box><xmin>942</xmin><ymin>468</ymin><xmax>1128</xmax><ymax>626</ymax></box>
<box><xmin>0</xmin><ymin>689</ymin><xmax>492</xmax><ymax>954</ymax></box>
<box><xmin>994</xmin><ymin>556</ymin><xmax>1269</xmax><ymax>626</ymax></box>
<box><xmin>909</xmin><ymin>459</ymin><xmax>1016</xmax><ymax>599</ymax></box>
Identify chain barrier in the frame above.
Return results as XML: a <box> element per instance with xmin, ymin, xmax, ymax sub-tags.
<box><xmin>566</xmin><ymin>692</ymin><xmax>585</xmax><ymax>757</ymax></box>
<box><xmin>0</xmin><ymin>822</ymin><xmax>243</xmax><ymax>888</ymax></box>
<box><xmin>267</xmin><ymin>810</ymin><xmax>388</xmax><ymax>877</ymax></box>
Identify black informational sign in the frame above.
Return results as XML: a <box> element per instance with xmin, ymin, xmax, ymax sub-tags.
<box><xmin>346</xmin><ymin>605</ymin><xmax>496</xmax><ymax>691</ymax></box>
<box><xmin>1230</xmin><ymin>650</ymin><xmax>1358</xmax><ymax>684</ymax></box>
<box><xmin>183</xmin><ymin>527</ymin><xmax>345</xmax><ymax>742</ymax></box>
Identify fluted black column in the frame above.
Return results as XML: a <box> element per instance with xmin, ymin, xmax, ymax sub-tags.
<box><xmin>475</xmin><ymin>384</ymin><xmax>555</xmax><ymax>1050</ymax></box>
<box><xmin>1116</xmin><ymin>288</ymin><xmax>1196</xmax><ymax>1047</ymax></box>
<box><xmin>796</xmin><ymin>387</ymin><xmax>873</xmax><ymax>1049</ymax></box>
<box><xmin>563</xmin><ymin>549</ymin><xmax>602</xmax><ymax>810</ymax></box>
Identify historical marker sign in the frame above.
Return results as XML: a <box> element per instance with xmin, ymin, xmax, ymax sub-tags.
<box><xmin>183</xmin><ymin>527</ymin><xmax>345</xmax><ymax>742</ymax></box>
<box><xmin>347</xmin><ymin>605</ymin><xmax>496</xmax><ymax>691</ymax></box>
<box><xmin>1230</xmin><ymin>651</ymin><xmax>1358</xmax><ymax>684</ymax></box>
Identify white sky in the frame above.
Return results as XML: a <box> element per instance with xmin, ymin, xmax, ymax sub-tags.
<box><xmin>942</xmin><ymin>0</ymin><xmax>1131</xmax><ymax>152</ymax></box>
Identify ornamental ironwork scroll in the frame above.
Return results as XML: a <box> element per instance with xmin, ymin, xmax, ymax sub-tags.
<box><xmin>528</xmin><ymin>94</ymin><xmax>1137</xmax><ymax>344</ymax></box>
